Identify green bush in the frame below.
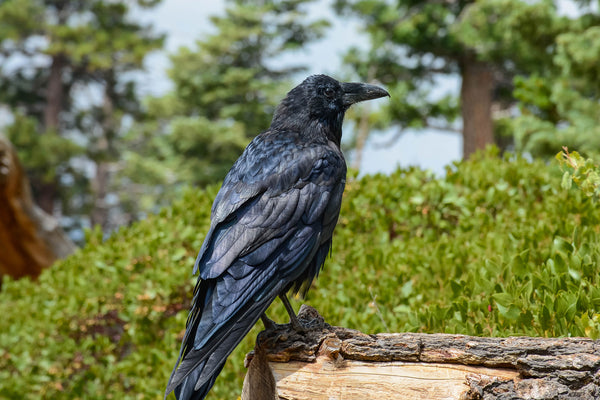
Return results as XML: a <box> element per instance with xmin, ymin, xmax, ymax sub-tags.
<box><xmin>1</xmin><ymin>148</ymin><xmax>599</xmax><ymax>399</ymax></box>
<box><xmin>557</xmin><ymin>147</ymin><xmax>600</xmax><ymax>201</ymax></box>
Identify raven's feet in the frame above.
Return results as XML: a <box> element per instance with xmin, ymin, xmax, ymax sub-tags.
<box><xmin>279</xmin><ymin>293</ymin><xmax>307</xmax><ymax>333</ymax></box>
<box><xmin>288</xmin><ymin>310</ymin><xmax>307</xmax><ymax>333</ymax></box>
<box><xmin>260</xmin><ymin>313</ymin><xmax>278</xmax><ymax>331</ymax></box>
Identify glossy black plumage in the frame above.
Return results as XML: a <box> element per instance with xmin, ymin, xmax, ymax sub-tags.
<box><xmin>165</xmin><ymin>74</ymin><xmax>389</xmax><ymax>400</ymax></box>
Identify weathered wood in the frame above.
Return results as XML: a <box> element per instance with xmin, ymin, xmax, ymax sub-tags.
<box><xmin>0</xmin><ymin>134</ymin><xmax>75</xmax><ymax>286</ymax></box>
<box><xmin>243</xmin><ymin>305</ymin><xmax>600</xmax><ymax>400</ymax></box>
<box><xmin>242</xmin><ymin>344</ymin><xmax>279</xmax><ymax>400</ymax></box>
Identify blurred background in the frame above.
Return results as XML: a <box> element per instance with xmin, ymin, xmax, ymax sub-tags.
<box><xmin>1</xmin><ymin>0</ymin><xmax>599</xmax><ymax>249</ymax></box>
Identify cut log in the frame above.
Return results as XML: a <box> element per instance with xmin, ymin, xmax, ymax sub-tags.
<box><xmin>243</xmin><ymin>305</ymin><xmax>600</xmax><ymax>400</ymax></box>
<box><xmin>0</xmin><ymin>134</ymin><xmax>75</xmax><ymax>287</ymax></box>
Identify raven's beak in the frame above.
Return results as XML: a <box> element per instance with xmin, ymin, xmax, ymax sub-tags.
<box><xmin>341</xmin><ymin>82</ymin><xmax>390</xmax><ymax>107</ymax></box>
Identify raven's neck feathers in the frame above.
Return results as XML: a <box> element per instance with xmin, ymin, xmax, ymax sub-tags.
<box><xmin>270</xmin><ymin>92</ymin><xmax>345</xmax><ymax>147</ymax></box>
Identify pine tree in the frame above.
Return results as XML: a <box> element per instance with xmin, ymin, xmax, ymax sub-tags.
<box><xmin>334</xmin><ymin>0</ymin><xmax>576</xmax><ymax>159</ymax></box>
<box><xmin>505</xmin><ymin>7</ymin><xmax>600</xmax><ymax>158</ymax></box>
<box><xmin>0</xmin><ymin>0</ymin><xmax>164</xmax><ymax>234</ymax></box>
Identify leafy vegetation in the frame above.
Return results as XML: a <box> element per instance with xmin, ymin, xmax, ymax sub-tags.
<box><xmin>508</xmin><ymin>21</ymin><xmax>600</xmax><ymax>159</ymax></box>
<box><xmin>557</xmin><ymin>147</ymin><xmax>600</xmax><ymax>201</ymax></box>
<box><xmin>1</xmin><ymin>149</ymin><xmax>599</xmax><ymax>399</ymax></box>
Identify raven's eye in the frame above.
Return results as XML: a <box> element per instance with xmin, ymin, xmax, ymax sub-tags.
<box><xmin>324</xmin><ymin>87</ymin><xmax>335</xmax><ymax>98</ymax></box>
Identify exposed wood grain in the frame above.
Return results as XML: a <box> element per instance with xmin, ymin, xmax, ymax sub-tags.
<box><xmin>243</xmin><ymin>305</ymin><xmax>600</xmax><ymax>400</ymax></box>
<box><xmin>272</xmin><ymin>359</ymin><xmax>519</xmax><ymax>400</ymax></box>
<box><xmin>242</xmin><ymin>345</ymin><xmax>279</xmax><ymax>400</ymax></box>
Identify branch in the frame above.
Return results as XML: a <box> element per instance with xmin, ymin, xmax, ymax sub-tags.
<box><xmin>372</xmin><ymin>123</ymin><xmax>461</xmax><ymax>149</ymax></box>
<box><xmin>425</xmin><ymin>122</ymin><xmax>462</xmax><ymax>134</ymax></box>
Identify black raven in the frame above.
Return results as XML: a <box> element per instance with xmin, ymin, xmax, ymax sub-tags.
<box><xmin>165</xmin><ymin>74</ymin><xmax>389</xmax><ymax>400</ymax></box>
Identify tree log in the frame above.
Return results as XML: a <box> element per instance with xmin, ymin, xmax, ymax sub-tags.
<box><xmin>0</xmin><ymin>134</ymin><xmax>75</xmax><ymax>287</ymax></box>
<box><xmin>243</xmin><ymin>305</ymin><xmax>600</xmax><ymax>400</ymax></box>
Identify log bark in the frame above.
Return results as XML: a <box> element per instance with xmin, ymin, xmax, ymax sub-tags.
<box><xmin>243</xmin><ymin>305</ymin><xmax>600</xmax><ymax>400</ymax></box>
<box><xmin>0</xmin><ymin>134</ymin><xmax>75</xmax><ymax>287</ymax></box>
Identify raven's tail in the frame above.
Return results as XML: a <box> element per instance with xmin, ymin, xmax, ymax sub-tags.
<box><xmin>172</xmin><ymin>363</ymin><xmax>223</xmax><ymax>400</ymax></box>
<box><xmin>165</xmin><ymin>280</ymin><xmax>281</xmax><ymax>400</ymax></box>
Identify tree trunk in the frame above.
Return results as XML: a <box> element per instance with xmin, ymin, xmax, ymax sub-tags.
<box><xmin>460</xmin><ymin>58</ymin><xmax>495</xmax><ymax>159</ymax></box>
<box><xmin>243</xmin><ymin>306</ymin><xmax>600</xmax><ymax>400</ymax></box>
<box><xmin>43</xmin><ymin>54</ymin><xmax>65</xmax><ymax>133</ymax></box>
<box><xmin>0</xmin><ymin>134</ymin><xmax>76</xmax><ymax>287</ymax></box>
<box><xmin>37</xmin><ymin>53</ymin><xmax>66</xmax><ymax>214</ymax></box>
<box><xmin>90</xmin><ymin>76</ymin><xmax>116</xmax><ymax>230</ymax></box>
<box><xmin>91</xmin><ymin>160</ymin><xmax>109</xmax><ymax>229</ymax></box>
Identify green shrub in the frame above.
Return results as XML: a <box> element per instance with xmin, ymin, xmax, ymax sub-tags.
<box><xmin>1</xmin><ymin>148</ymin><xmax>599</xmax><ymax>399</ymax></box>
<box><xmin>557</xmin><ymin>147</ymin><xmax>600</xmax><ymax>201</ymax></box>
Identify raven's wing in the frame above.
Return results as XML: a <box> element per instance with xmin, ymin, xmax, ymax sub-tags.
<box><xmin>165</xmin><ymin>132</ymin><xmax>346</xmax><ymax>399</ymax></box>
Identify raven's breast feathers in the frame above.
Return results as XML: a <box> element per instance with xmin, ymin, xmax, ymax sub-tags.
<box><xmin>195</xmin><ymin>130</ymin><xmax>346</xmax><ymax>281</ymax></box>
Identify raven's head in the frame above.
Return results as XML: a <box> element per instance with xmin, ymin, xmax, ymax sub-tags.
<box><xmin>271</xmin><ymin>74</ymin><xmax>389</xmax><ymax>145</ymax></box>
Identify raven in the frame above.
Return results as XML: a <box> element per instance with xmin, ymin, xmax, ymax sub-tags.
<box><xmin>165</xmin><ymin>74</ymin><xmax>389</xmax><ymax>400</ymax></box>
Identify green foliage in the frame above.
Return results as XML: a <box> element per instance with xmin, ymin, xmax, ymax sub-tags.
<box><xmin>335</xmin><ymin>0</ymin><xmax>465</xmax><ymax>135</ymax></box>
<box><xmin>6</xmin><ymin>114</ymin><xmax>83</xmax><ymax>182</ymax></box>
<box><xmin>557</xmin><ymin>148</ymin><xmax>600</xmax><ymax>201</ymax></box>
<box><xmin>2</xmin><ymin>149</ymin><xmax>600</xmax><ymax>399</ymax></box>
<box><xmin>452</xmin><ymin>0</ymin><xmax>563</xmax><ymax>70</ymax></box>
<box><xmin>0</xmin><ymin>0</ymin><xmax>43</xmax><ymax>40</ymax></box>
<box><xmin>330</xmin><ymin>148</ymin><xmax>599</xmax><ymax>339</ymax></box>
<box><xmin>497</xmin><ymin>9</ymin><xmax>600</xmax><ymax>158</ymax></box>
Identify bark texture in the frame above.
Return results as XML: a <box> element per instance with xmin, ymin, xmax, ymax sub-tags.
<box><xmin>43</xmin><ymin>54</ymin><xmax>65</xmax><ymax>133</ymax></box>
<box><xmin>243</xmin><ymin>305</ymin><xmax>600</xmax><ymax>400</ymax></box>
<box><xmin>0</xmin><ymin>134</ymin><xmax>75</xmax><ymax>286</ymax></box>
<box><xmin>460</xmin><ymin>58</ymin><xmax>495</xmax><ymax>159</ymax></box>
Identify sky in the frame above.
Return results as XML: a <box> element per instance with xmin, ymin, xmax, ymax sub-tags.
<box><xmin>135</xmin><ymin>0</ymin><xmax>463</xmax><ymax>176</ymax></box>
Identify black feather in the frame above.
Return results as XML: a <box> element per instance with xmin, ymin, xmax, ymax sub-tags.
<box><xmin>165</xmin><ymin>74</ymin><xmax>388</xmax><ymax>400</ymax></box>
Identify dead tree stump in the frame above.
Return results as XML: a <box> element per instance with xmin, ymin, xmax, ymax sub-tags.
<box><xmin>0</xmin><ymin>134</ymin><xmax>75</xmax><ymax>288</ymax></box>
<box><xmin>243</xmin><ymin>305</ymin><xmax>600</xmax><ymax>400</ymax></box>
